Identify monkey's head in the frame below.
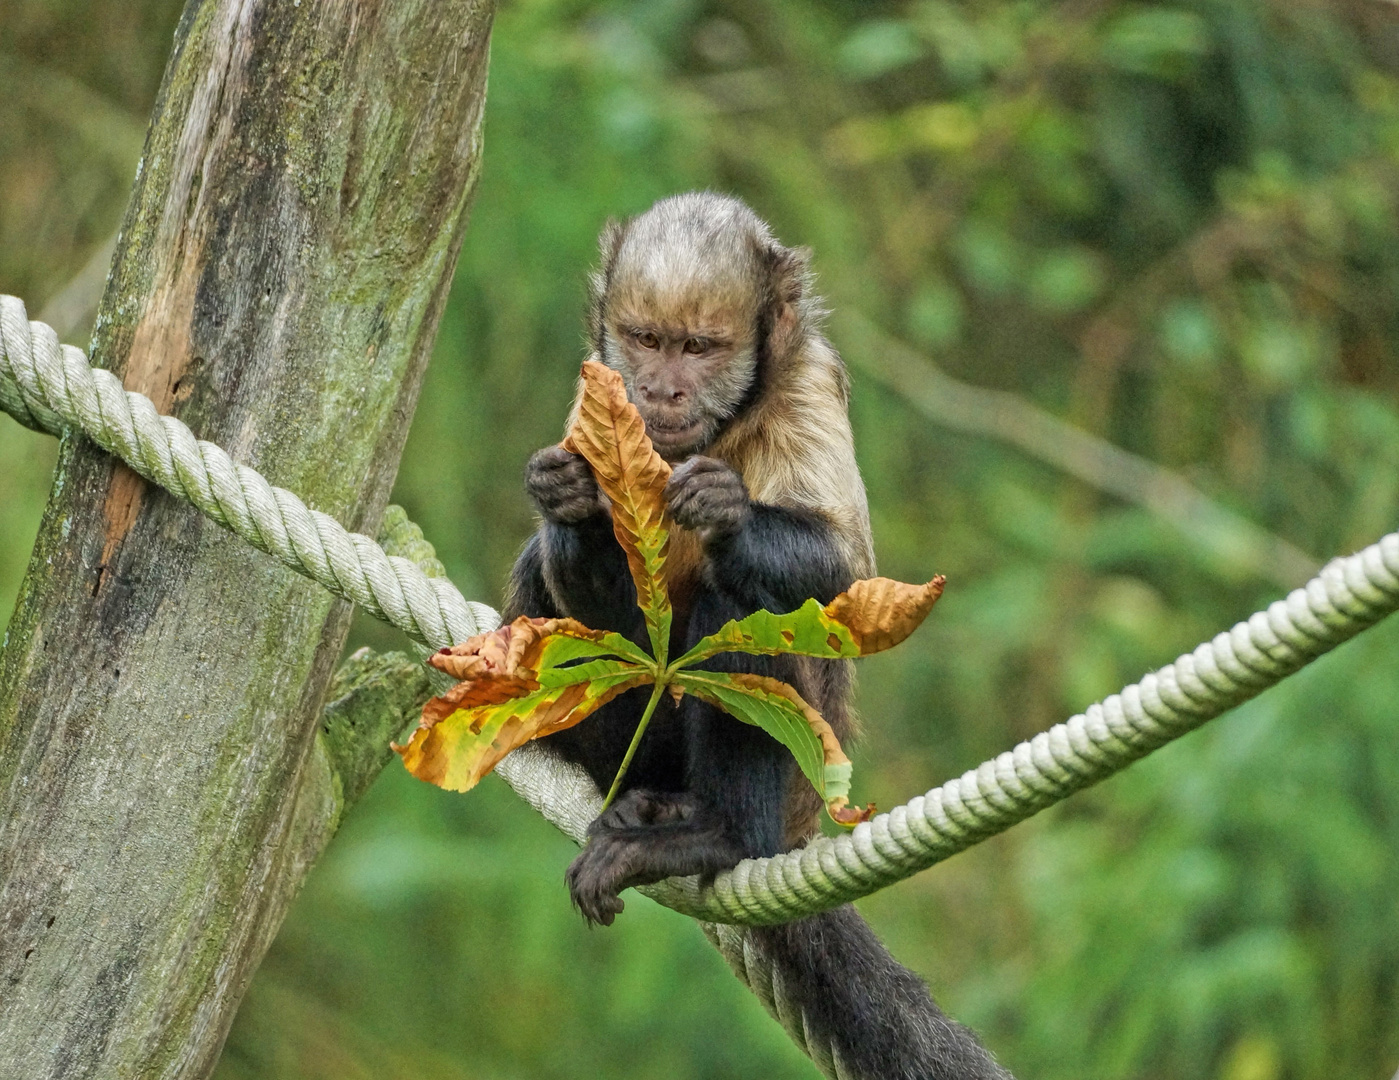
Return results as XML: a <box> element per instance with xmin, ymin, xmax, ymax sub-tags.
<box><xmin>588</xmin><ymin>192</ymin><xmax>812</xmax><ymax>462</ymax></box>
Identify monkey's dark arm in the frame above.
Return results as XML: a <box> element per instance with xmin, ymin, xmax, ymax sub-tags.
<box><xmin>705</xmin><ymin>504</ymin><xmax>853</xmax><ymax>614</ymax></box>
<box><xmin>501</xmin><ymin>531</ymin><xmax>560</xmax><ymax>621</ymax></box>
<box><xmin>545</xmin><ymin>521</ymin><xmax>645</xmax><ymax>634</ymax></box>
<box><xmin>665</xmin><ymin>456</ymin><xmax>854</xmax><ymax>613</ymax></box>
<box><xmin>503</xmin><ymin>522</ymin><xmax>647</xmax><ymax>643</ymax></box>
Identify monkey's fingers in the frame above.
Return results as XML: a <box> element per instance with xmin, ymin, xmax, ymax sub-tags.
<box><xmin>527</xmin><ymin>448</ymin><xmax>606</xmax><ymax>524</ymax></box>
<box><xmin>667</xmin><ymin>481</ymin><xmax>749</xmax><ymax>534</ymax></box>
<box><xmin>663</xmin><ymin>454</ymin><xmax>734</xmax><ymax>493</ymax></box>
<box><xmin>530</xmin><ymin>444</ymin><xmax>588</xmax><ymax>470</ymax></box>
<box><xmin>527</xmin><ymin>450</ymin><xmax>592</xmax><ymax>485</ymax></box>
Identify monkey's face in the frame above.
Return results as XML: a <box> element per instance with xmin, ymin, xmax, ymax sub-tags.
<box><xmin>602</xmin><ymin>314</ymin><xmax>757</xmax><ymax>462</ymax></box>
<box><xmin>592</xmin><ymin>195</ymin><xmax>787</xmax><ymax>461</ymax></box>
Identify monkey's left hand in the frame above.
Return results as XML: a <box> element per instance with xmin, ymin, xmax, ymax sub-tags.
<box><xmin>664</xmin><ymin>456</ymin><xmax>751</xmax><ymax>538</ymax></box>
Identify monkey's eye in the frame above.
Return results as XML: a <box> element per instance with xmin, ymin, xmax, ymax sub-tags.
<box><xmin>634</xmin><ymin>331</ymin><xmax>660</xmax><ymax>350</ymax></box>
<box><xmin>682</xmin><ymin>337</ymin><xmax>709</xmax><ymax>355</ymax></box>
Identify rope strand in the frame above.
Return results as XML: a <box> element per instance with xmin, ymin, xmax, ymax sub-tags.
<box><xmin>0</xmin><ymin>295</ymin><xmax>494</xmax><ymax>647</ymax></box>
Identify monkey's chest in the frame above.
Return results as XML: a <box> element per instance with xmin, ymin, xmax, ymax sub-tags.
<box><xmin>662</xmin><ymin>527</ymin><xmax>706</xmax><ymax>633</ymax></box>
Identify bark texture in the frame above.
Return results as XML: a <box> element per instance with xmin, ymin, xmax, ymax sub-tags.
<box><xmin>0</xmin><ymin>0</ymin><xmax>494</xmax><ymax>1075</ymax></box>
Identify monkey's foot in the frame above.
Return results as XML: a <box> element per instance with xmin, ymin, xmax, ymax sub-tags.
<box><xmin>566</xmin><ymin>793</ymin><xmax>747</xmax><ymax>926</ymax></box>
<box><xmin>567</xmin><ymin>792</ymin><xmax>675</xmax><ymax>924</ymax></box>
<box><xmin>592</xmin><ymin>789</ymin><xmax>699</xmax><ymax>830</ymax></box>
<box><xmin>565</xmin><ymin>835</ymin><xmax>639</xmax><ymax>926</ymax></box>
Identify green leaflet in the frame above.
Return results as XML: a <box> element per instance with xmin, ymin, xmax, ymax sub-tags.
<box><xmin>398</xmin><ymin>661</ymin><xmax>652</xmax><ymax>793</ymax></box>
<box><xmin>672</xmin><ymin>597</ymin><xmax>862</xmax><ymax>668</ymax></box>
<box><xmin>537</xmin><ymin>657</ymin><xmax>649</xmax><ymax>688</ymax></box>
<box><xmin>671</xmin><ymin>670</ymin><xmax>852</xmax><ymax>806</ymax></box>
<box><xmin>536</xmin><ymin>627</ymin><xmax>656</xmax><ymax>671</ymax></box>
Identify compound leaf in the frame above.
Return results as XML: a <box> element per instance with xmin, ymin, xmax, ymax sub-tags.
<box><xmin>396</xmin><ymin>368</ymin><xmax>944</xmax><ymax>827</ymax></box>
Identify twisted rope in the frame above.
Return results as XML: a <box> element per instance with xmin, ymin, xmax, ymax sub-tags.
<box><xmin>6</xmin><ymin>292</ymin><xmax>1396</xmax><ymax>1078</ymax></box>
<box><xmin>0</xmin><ymin>296</ymin><xmax>495</xmax><ymax>647</ymax></box>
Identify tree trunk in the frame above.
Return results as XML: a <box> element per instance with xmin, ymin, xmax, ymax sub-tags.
<box><xmin>0</xmin><ymin>1</ymin><xmax>494</xmax><ymax>1076</ymax></box>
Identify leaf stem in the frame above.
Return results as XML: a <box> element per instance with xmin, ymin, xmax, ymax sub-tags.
<box><xmin>602</xmin><ymin>678</ymin><xmax>668</xmax><ymax>809</ymax></box>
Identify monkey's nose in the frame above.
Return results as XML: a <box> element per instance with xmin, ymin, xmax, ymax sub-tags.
<box><xmin>639</xmin><ymin>383</ymin><xmax>686</xmax><ymax>404</ymax></box>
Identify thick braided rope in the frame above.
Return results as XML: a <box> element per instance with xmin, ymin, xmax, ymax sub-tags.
<box><xmin>4</xmin><ymin>292</ymin><xmax>1398</xmax><ymax>930</ymax></box>
<box><xmin>0</xmin><ymin>295</ymin><xmax>494</xmax><ymax>647</ymax></box>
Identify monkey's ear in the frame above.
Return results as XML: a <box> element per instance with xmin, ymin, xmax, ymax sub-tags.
<box><xmin>769</xmin><ymin>244</ymin><xmax>812</xmax><ymax>304</ymax></box>
<box><xmin>766</xmin><ymin>245</ymin><xmax>812</xmax><ymax>361</ymax></box>
<box><xmin>598</xmin><ymin>217</ymin><xmax>626</xmax><ymax>266</ymax></box>
<box><xmin>589</xmin><ymin>218</ymin><xmax>629</xmax><ymax>348</ymax></box>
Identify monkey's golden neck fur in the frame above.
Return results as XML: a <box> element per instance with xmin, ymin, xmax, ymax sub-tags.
<box><xmin>709</xmin><ymin>334</ymin><xmax>874</xmax><ymax>577</ymax></box>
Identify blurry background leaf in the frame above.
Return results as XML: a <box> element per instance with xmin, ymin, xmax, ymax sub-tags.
<box><xmin>3</xmin><ymin>1</ymin><xmax>1399</xmax><ymax>1078</ymax></box>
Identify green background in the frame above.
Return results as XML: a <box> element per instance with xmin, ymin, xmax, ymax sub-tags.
<box><xmin>3</xmin><ymin>2</ymin><xmax>1399</xmax><ymax>1077</ymax></box>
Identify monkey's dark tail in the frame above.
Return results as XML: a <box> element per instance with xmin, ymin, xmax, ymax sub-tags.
<box><xmin>718</xmin><ymin>905</ymin><xmax>1014</xmax><ymax>1080</ymax></box>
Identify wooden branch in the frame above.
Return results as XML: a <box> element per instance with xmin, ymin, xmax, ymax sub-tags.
<box><xmin>0</xmin><ymin>1</ymin><xmax>494</xmax><ymax>1076</ymax></box>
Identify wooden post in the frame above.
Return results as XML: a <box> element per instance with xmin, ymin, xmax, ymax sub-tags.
<box><xmin>0</xmin><ymin>1</ymin><xmax>494</xmax><ymax>1075</ymax></box>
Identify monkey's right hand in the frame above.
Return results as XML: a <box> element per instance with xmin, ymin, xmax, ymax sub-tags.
<box><xmin>526</xmin><ymin>446</ymin><xmax>606</xmax><ymax>524</ymax></box>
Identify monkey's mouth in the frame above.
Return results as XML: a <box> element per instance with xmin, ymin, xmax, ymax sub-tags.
<box><xmin>644</xmin><ymin>416</ymin><xmax>708</xmax><ymax>458</ymax></box>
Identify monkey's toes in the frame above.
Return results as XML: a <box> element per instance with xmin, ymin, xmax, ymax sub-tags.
<box><xmin>576</xmin><ymin>890</ymin><xmax>625</xmax><ymax>927</ymax></box>
<box><xmin>592</xmin><ymin>789</ymin><xmax>697</xmax><ymax>831</ymax></box>
<box><xmin>566</xmin><ymin>850</ymin><xmax>628</xmax><ymax>926</ymax></box>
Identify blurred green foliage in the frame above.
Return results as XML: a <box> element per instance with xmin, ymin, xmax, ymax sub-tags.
<box><xmin>3</xmin><ymin>1</ymin><xmax>1399</xmax><ymax>1078</ymax></box>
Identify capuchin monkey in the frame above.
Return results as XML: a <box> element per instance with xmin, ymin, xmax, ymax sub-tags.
<box><xmin>503</xmin><ymin>192</ymin><xmax>1012</xmax><ymax>1080</ymax></box>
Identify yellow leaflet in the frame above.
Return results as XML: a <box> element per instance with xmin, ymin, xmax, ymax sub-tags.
<box><xmin>397</xmin><ymin>664</ymin><xmax>651</xmax><ymax>793</ymax></box>
<box><xmin>674</xmin><ymin>577</ymin><xmax>945</xmax><ymax>668</ymax></box>
<box><xmin>562</xmin><ymin>361</ymin><xmax>674</xmax><ymax>661</ymax></box>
